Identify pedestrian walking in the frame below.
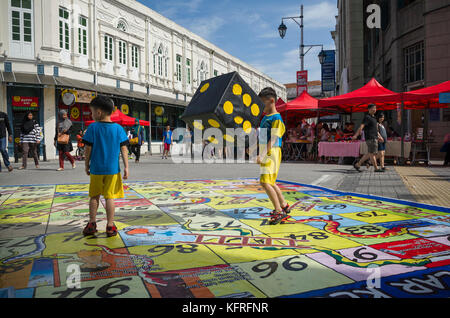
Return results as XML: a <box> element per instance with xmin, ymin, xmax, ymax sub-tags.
<box><xmin>0</xmin><ymin>110</ymin><xmax>13</xmax><ymax>172</ymax></box>
<box><xmin>352</xmin><ymin>104</ymin><xmax>384</xmax><ymax>172</ymax></box>
<box><xmin>376</xmin><ymin>113</ymin><xmax>388</xmax><ymax>171</ymax></box>
<box><xmin>54</xmin><ymin>110</ymin><xmax>76</xmax><ymax>171</ymax></box>
<box><xmin>162</xmin><ymin>125</ymin><xmax>172</xmax><ymax>159</ymax></box>
<box><xmin>18</xmin><ymin>112</ymin><xmax>40</xmax><ymax>170</ymax></box>
<box><xmin>130</xmin><ymin>119</ymin><xmax>145</xmax><ymax>163</ymax></box>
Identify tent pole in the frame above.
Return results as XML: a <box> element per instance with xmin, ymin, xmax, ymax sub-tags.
<box><xmin>400</xmin><ymin>97</ymin><xmax>405</xmax><ymax>165</ymax></box>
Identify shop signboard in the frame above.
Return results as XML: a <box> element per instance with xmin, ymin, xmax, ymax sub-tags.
<box><xmin>12</xmin><ymin>96</ymin><xmax>39</xmax><ymax>110</ymax></box>
<box><xmin>296</xmin><ymin>71</ymin><xmax>308</xmax><ymax>96</ymax></box>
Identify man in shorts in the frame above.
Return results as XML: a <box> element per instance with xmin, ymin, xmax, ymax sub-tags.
<box><xmin>352</xmin><ymin>104</ymin><xmax>384</xmax><ymax>172</ymax></box>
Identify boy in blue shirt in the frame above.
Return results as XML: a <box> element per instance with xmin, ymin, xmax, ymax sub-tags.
<box><xmin>82</xmin><ymin>96</ymin><xmax>129</xmax><ymax>237</ymax></box>
<box><xmin>162</xmin><ymin>125</ymin><xmax>172</xmax><ymax>159</ymax></box>
<box><xmin>257</xmin><ymin>87</ymin><xmax>291</xmax><ymax>225</ymax></box>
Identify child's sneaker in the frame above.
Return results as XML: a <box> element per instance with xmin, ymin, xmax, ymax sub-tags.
<box><xmin>83</xmin><ymin>222</ymin><xmax>97</xmax><ymax>236</ymax></box>
<box><xmin>282</xmin><ymin>203</ymin><xmax>291</xmax><ymax>214</ymax></box>
<box><xmin>269</xmin><ymin>210</ymin><xmax>287</xmax><ymax>225</ymax></box>
<box><xmin>106</xmin><ymin>224</ymin><xmax>118</xmax><ymax>237</ymax></box>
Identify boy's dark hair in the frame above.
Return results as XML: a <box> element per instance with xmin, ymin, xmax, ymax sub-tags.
<box><xmin>368</xmin><ymin>103</ymin><xmax>376</xmax><ymax>110</ymax></box>
<box><xmin>258</xmin><ymin>87</ymin><xmax>277</xmax><ymax>101</ymax></box>
<box><xmin>90</xmin><ymin>96</ymin><xmax>114</xmax><ymax>114</ymax></box>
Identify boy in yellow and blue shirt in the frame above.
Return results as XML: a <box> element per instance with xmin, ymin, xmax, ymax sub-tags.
<box><xmin>257</xmin><ymin>87</ymin><xmax>291</xmax><ymax>225</ymax></box>
<box><xmin>82</xmin><ymin>96</ymin><xmax>129</xmax><ymax>237</ymax></box>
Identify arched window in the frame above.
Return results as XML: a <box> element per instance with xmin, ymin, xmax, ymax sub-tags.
<box><xmin>117</xmin><ymin>19</ymin><xmax>127</xmax><ymax>32</ymax></box>
<box><xmin>198</xmin><ymin>61</ymin><xmax>207</xmax><ymax>82</ymax></box>
<box><xmin>157</xmin><ymin>45</ymin><xmax>163</xmax><ymax>76</ymax></box>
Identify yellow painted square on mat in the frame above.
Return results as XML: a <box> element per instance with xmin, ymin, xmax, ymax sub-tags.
<box><xmin>240</xmin><ymin>219</ymin><xmax>318</xmax><ymax>235</ymax></box>
<box><xmin>128</xmin><ymin>243</ymin><xmax>225</xmax><ymax>272</ymax></box>
<box><xmin>339</xmin><ymin>210</ymin><xmax>412</xmax><ymax>223</ymax></box>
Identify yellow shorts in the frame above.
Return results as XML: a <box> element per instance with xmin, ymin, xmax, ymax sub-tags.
<box><xmin>89</xmin><ymin>173</ymin><xmax>124</xmax><ymax>199</ymax></box>
<box><xmin>259</xmin><ymin>147</ymin><xmax>282</xmax><ymax>186</ymax></box>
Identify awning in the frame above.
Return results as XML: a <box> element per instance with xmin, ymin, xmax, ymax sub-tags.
<box><xmin>1</xmin><ymin>71</ymin><xmax>56</xmax><ymax>86</ymax></box>
<box><xmin>402</xmin><ymin>80</ymin><xmax>450</xmax><ymax>109</ymax></box>
<box><xmin>55</xmin><ymin>77</ymin><xmax>95</xmax><ymax>91</ymax></box>
<box><xmin>318</xmin><ymin>78</ymin><xmax>402</xmax><ymax>113</ymax></box>
<box><xmin>150</xmin><ymin>94</ymin><xmax>188</xmax><ymax>107</ymax></box>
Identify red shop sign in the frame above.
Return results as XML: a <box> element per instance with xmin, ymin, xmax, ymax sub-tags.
<box><xmin>12</xmin><ymin>96</ymin><xmax>39</xmax><ymax>108</ymax></box>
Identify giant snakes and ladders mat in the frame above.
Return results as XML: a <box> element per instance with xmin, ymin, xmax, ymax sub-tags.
<box><xmin>0</xmin><ymin>179</ymin><xmax>449</xmax><ymax>298</ymax></box>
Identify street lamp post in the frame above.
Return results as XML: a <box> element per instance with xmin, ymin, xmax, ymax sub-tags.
<box><xmin>278</xmin><ymin>4</ymin><xmax>325</xmax><ymax>70</ymax></box>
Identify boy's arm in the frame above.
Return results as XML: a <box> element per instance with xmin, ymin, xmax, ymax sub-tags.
<box><xmin>120</xmin><ymin>145</ymin><xmax>129</xmax><ymax>180</ymax></box>
<box><xmin>84</xmin><ymin>145</ymin><xmax>92</xmax><ymax>175</ymax></box>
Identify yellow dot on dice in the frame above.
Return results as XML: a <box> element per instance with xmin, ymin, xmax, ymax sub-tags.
<box><xmin>251</xmin><ymin>104</ymin><xmax>260</xmax><ymax>116</ymax></box>
<box><xmin>243</xmin><ymin>121</ymin><xmax>252</xmax><ymax>133</ymax></box>
<box><xmin>233</xmin><ymin>84</ymin><xmax>242</xmax><ymax>95</ymax></box>
<box><xmin>208</xmin><ymin>119</ymin><xmax>220</xmax><ymax>128</ymax></box>
<box><xmin>224</xmin><ymin>134</ymin><xmax>235</xmax><ymax>142</ymax></box>
<box><xmin>223</xmin><ymin>101</ymin><xmax>233</xmax><ymax>114</ymax></box>
<box><xmin>200</xmin><ymin>83</ymin><xmax>210</xmax><ymax>93</ymax></box>
<box><xmin>243</xmin><ymin>94</ymin><xmax>252</xmax><ymax>107</ymax></box>
<box><xmin>193</xmin><ymin>121</ymin><xmax>204</xmax><ymax>130</ymax></box>
<box><xmin>234</xmin><ymin>116</ymin><xmax>243</xmax><ymax>124</ymax></box>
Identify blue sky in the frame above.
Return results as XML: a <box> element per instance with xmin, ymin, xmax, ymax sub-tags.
<box><xmin>137</xmin><ymin>0</ymin><xmax>338</xmax><ymax>84</ymax></box>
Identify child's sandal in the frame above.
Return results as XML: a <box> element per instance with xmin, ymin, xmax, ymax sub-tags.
<box><xmin>269</xmin><ymin>211</ymin><xmax>287</xmax><ymax>225</ymax></box>
<box><xmin>282</xmin><ymin>204</ymin><xmax>291</xmax><ymax>214</ymax></box>
<box><xmin>83</xmin><ymin>222</ymin><xmax>97</xmax><ymax>236</ymax></box>
<box><xmin>106</xmin><ymin>224</ymin><xmax>118</xmax><ymax>237</ymax></box>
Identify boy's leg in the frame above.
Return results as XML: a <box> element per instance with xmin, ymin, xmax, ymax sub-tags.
<box><xmin>104</xmin><ymin>198</ymin><xmax>115</xmax><ymax>227</ymax></box>
<box><xmin>272</xmin><ymin>183</ymin><xmax>288</xmax><ymax>209</ymax></box>
<box><xmin>260</xmin><ymin>182</ymin><xmax>282</xmax><ymax>212</ymax></box>
<box><xmin>88</xmin><ymin>195</ymin><xmax>100</xmax><ymax>223</ymax></box>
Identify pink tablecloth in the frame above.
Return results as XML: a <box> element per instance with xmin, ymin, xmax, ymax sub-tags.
<box><xmin>318</xmin><ymin>141</ymin><xmax>361</xmax><ymax>157</ymax></box>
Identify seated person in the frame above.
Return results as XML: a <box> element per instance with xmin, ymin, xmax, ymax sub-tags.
<box><xmin>342</xmin><ymin>122</ymin><xmax>355</xmax><ymax>140</ymax></box>
<box><xmin>320</xmin><ymin>124</ymin><xmax>331</xmax><ymax>141</ymax></box>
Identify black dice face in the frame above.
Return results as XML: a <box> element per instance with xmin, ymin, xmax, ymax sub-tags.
<box><xmin>181</xmin><ymin>72</ymin><xmax>263</xmax><ymax>141</ymax></box>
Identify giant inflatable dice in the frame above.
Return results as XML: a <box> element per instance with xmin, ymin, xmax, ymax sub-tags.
<box><xmin>181</xmin><ymin>72</ymin><xmax>263</xmax><ymax>142</ymax></box>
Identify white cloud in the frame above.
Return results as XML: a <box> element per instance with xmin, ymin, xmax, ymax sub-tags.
<box><xmin>187</xmin><ymin>16</ymin><xmax>226</xmax><ymax>40</ymax></box>
<box><xmin>283</xmin><ymin>1</ymin><xmax>337</xmax><ymax>30</ymax></box>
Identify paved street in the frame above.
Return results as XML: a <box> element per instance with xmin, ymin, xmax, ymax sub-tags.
<box><xmin>2</xmin><ymin>154</ymin><xmax>448</xmax><ymax>207</ymax></box>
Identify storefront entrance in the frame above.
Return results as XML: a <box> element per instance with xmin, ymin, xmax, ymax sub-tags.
<box><xmin>6</xmin><ymin>85</ymin><xmax>43</xmax><ymax>161</ymax></box>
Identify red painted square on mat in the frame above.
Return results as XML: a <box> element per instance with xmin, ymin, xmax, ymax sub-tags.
<box><xmin>370</xmin><ymin>238</ymin><xmax>450</xmax><ymax>268</ymax></box>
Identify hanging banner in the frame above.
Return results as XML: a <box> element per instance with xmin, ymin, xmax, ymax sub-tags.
<box><xmin>77</xmin><ymin>90</ymin><xmax>97</xmax><ymax>103</ymax></box>
<box><xmin>12</xmin><ymin>96</ymin><xmax>39</xmax><ymax>108</ymax></box>
<box><xmin>321</xmin><ymin>50</ymin><xmax>336</xmax><ymax>92</ymax></box>
<box><xmin>82</xmin><ymin>105</ymin><xmax>93</xmax><ymax>122</ymax></box>
<box><xmin>121</xmin><ymin>104</ymin><xmax>129</xmax><ymax>115</ymax></box>
<box><xmin>296</xmin><ymin>71</ymin><xmax>308</xmax><ymax>96</ymax></box>
<box><xmin>70</xmin><ymin>105</ymin><xmax>81</xmax><ymax>122</ymax></box>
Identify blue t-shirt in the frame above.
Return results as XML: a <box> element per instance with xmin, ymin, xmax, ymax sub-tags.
<box><xmin>163</xmin><ymin>130</ymin><xmax>172</xmax><ymax>144</ymax></box>
<box><xmin>259</xmin><ymin>113</ymin><xmax>286</xmax><ymax>148</ymax></box>
<box><xmin>82</xmin><ymin>122</ymin><xmax>129</xmax><ymax>175</ymax></box>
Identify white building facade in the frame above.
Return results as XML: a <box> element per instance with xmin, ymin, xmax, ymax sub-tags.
<box><xmin>0</xmin><ymin>0</ymin><xmax>286</xmax><ymax>159</ymax></box>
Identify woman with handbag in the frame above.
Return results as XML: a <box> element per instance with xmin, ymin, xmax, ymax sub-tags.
<box><xmin>129</xmin><ymin>119</ymin><xmax>144</xmax><ymax>163</ymax></box>
<box><xmin>18</xmin><ymin>112</ymin><xmax>40</xmax><ymax>170</ymax></box>
<box><xmin>54</xmin><ymin>110</ymin><xmax>76</xmax><ymax>171</ymax></box>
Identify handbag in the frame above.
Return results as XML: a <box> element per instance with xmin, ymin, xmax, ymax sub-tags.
<box><xmin>129</xmin><ymin>126</ymin><xmax>140</xmax><ymax>145</ymax></box>
<box><xmin>57</xmin><ymin>133</ymin><xmax>70</xmax><ymax>145</ymax></box>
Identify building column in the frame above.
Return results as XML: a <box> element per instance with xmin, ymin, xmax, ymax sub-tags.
<box><xmin>43</xmin><ymin>86</ymin><xmax>57</xmax><ymax>160</ymax></box>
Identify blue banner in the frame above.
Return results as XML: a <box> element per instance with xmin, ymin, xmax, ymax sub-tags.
<box><xmin>321</xmin><ymin>50</ymin><xmax>336</xmax><ymax>92</ymax></box>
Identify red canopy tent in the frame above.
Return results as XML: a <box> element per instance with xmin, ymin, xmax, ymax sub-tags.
<box><xmin>276</xmin><ymin>98</ymin><xmax>286</xmax><ymax>107</ymax></box>
<box><xmin>85</xmin><ymin>110</ymin><xmax>149</xmax><ymax>127</ymax></box>
<box><xmin>318</xmin><ymin>78</ymin><xmax>402</xmax><ymax>113</ymax></box>
<box><xmin>402</xmin><ymin>80</ymin><xmax>450</xmax><ymax>109</ymax></box>
<box><xmin>276</xmin><ymin>90</ymin><xmax>338</xmax><ymax>127</ymax></box>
